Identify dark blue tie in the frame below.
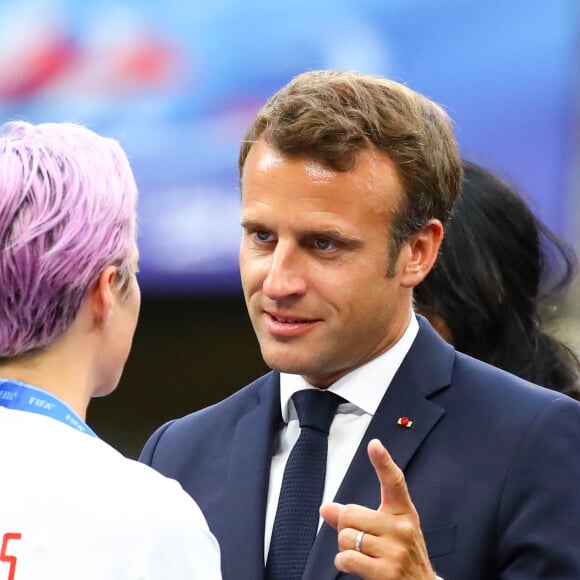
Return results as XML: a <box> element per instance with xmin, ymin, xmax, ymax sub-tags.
<box><xmin>266</xmin><ymin>389</ymin><xmax>343</xmax><ymax>580</ymax></box>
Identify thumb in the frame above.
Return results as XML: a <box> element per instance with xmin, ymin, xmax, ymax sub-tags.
<box><xmin>319</xmin><ymin>502</ymin><xmax>344</xmax><ymax>530</ymax></box>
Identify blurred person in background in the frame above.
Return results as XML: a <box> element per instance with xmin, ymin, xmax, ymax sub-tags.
<box><xmin>0</xmin><ymin>121</ymin><xmax>221</xmax><ymax>580</ymax></box>
<box><xmin>415</xmin><ymin>160</ymin><xmax>580</xmax><ymax>399</ymax></box>
<box><xmin>141</xmin><ymin>70</ymin><xmax>580</xmax><ymax>579</ymax></box>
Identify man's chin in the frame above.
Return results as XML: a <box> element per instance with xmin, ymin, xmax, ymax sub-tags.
<box><xmin>261</xmin><ymin>351</ymin><xmax>313</xmax><ymax>376</ymax></box>
<box><xmin>261</xmin><ymin>351</ymin><xmax>338</xmax><ymax>386</ymax></box>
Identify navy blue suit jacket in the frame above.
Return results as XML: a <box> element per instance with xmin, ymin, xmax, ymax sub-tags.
<box><xmin>140</xmin><ymin>317</ymin><xmax>580</xmax><ymax>579</ymax></box>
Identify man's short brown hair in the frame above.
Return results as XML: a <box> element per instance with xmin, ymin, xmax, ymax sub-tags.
<box><xmin>239</xmin><ymin>70</ymin><xmax>463</xmax><ymax>263</ymax></box>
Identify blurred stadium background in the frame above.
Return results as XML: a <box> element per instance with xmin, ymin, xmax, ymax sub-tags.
<box><xmin>1</xmin><ymin>0</ymin><xmax>578</xmax><ymax>457</ymax></box>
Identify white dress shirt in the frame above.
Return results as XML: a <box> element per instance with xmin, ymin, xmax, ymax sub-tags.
<box><xmin>264</xmin><ymin>313</ymin><xmax>419</xmax><ymax>561</ymax></box>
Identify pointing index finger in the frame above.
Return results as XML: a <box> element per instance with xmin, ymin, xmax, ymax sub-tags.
<box><xmin>368</xmin><ymin>438</ymin><xmax>416</xmax><ymax>516</ymax></box>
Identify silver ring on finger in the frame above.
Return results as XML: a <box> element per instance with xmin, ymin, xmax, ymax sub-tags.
<box><xmin>355</xmin><ymin>530</ymin><xmax>366</xmax><ymax>553</ymax></box>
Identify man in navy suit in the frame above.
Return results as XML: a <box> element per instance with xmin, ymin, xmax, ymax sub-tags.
<box><xmin>140</xmin><ymin>70</ymin><xmax>580</xmax><ymax>579</ymax></box>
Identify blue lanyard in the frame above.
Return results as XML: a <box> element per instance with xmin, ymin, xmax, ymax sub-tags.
<box><xmin>0</xmin><ymin>379</ymin><xmax>97</xmax><ymax>438</ymax></box>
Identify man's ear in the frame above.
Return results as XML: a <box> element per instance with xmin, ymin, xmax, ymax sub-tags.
<box><xmin>87</xmin><ymin>265</ymin><xmax>118</xmax><ymax>327</ymax></box>
<box><xmin>400</xmin><ymin>219</ymin><xmax>443</xmax><ymax>288</ymax></box>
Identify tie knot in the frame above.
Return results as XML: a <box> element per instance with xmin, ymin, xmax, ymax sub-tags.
<box><xmin>291</xmin><ymin>389</ymin><xmax>344</xmax><ymax>435</ymax></box>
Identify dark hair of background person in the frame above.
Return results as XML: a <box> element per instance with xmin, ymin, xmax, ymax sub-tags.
<box><xmin>414</xmin><ymin>160</ymin><xmax>580</xmax><ymax>399</ymax></box>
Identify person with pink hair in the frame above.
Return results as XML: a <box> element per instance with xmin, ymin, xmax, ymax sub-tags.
<box><xmin>0</xmin><ymin>121</ymin><xmax>221</xmax><ymax>579</ymax></box>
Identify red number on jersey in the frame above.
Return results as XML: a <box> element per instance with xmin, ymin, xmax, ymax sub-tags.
<box><xmin>1</xmin><ymin>533</ymin><xmax>21</xmax><ymax>580</ymax></box>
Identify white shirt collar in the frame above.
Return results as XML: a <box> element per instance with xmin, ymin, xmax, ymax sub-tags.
<box><xmin>280</xmin><ymin>313</ymin><xmax>419</xmax><ymax>421</ymax></box>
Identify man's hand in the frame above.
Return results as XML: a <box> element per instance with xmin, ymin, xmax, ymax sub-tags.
<box><xmin>319</xmin><ymin>439</ymin><xmax>435</xmax><ymax>579</ymax></box>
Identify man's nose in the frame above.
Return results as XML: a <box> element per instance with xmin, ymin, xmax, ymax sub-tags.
<box><xmin>262</xmin><ymin>243</ymin><xmax>307</xmax><ymax>299</ymax></box>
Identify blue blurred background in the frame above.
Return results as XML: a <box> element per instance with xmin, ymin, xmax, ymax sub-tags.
<box><xmin>1</xmin><ymin>0</ymin><xmax>578</xmax><ymax>295</ymax></box>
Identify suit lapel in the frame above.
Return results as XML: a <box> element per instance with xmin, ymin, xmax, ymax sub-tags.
<box><xmin>303</xmin><ymin>317</ymin><xmax>454</xmax><ymax>580</ymax></box>
<box><xmin>222</xmin><ymin>373</ymin><xmax>282</xmax><ymax>580</ymax></box>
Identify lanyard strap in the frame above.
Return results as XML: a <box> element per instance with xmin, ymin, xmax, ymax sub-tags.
<box><xmin>0</xmin><ymin>379</ymin><xmax>97</xmax><ymax>437</ymax></box>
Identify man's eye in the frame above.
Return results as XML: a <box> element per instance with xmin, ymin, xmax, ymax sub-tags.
<box><xmin>314</xmin><ymin>238</ymin><xmax>335</xmax><ymax>251</ymax></box>
<box><xmin>254</xmin><ymin>230</ymin><xmax>273</xmax><ymax>242</ymax></box>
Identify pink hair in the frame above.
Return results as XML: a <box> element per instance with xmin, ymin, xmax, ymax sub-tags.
<box><xmin>0</xmin><ymin>121</ymin><xmax>138</xmax><ymax>357</ymax></box>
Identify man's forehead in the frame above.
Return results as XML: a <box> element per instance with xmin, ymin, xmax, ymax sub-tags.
<box><xmin>303</xmin><ymin>160</ymin><xmax>336</xmax><ymax>181</ymax></box>
<box><xmin>251</xmin><ymin>141</ymin><xmax>284</xmax><ymax>173</ymax></box>
<box><xmin>244</xmin><ymin>140</ymin><xmax>338</xmax><ymax>179</ymax></box>
<box><xmin>242</xmin><ymin>139</ymin><xmax>404</xmax><ymax>212</ymax></box>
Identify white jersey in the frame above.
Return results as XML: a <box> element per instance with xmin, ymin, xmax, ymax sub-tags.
<box><xmin>0</xmin><ymin>407</ymin><xmax>222</xmax><ymax>580</ymax></box>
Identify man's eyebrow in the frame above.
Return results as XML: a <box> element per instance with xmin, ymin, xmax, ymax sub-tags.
<box><xmin>240</xmin><ymin>219</ymin><xmax>363</xmax><ymax>246</ymax></box>
<box><xmin>302</xmin><ymin>228</ymin><xmax>364</xmax><ymax>248</ymax></box>
<box><xmin>308</xmin><ymin>227</ymin><xmax>350</xmax><ymax>238</ymax></box>
<box><xmin>240</xmin><ymin>217</ymin><xmax>264</xmax><ymax>228</ymax></box>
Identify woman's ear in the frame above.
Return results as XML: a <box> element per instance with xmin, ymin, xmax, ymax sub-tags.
<box><xmin>400</xmin><ymin>219</ymin><xmax>444</xmax><ymax>288</ymax></box>
<box><xmin>86</xmin><ymin>266</ymin><xmax>118</xmax><ymax>327</ymax></box>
